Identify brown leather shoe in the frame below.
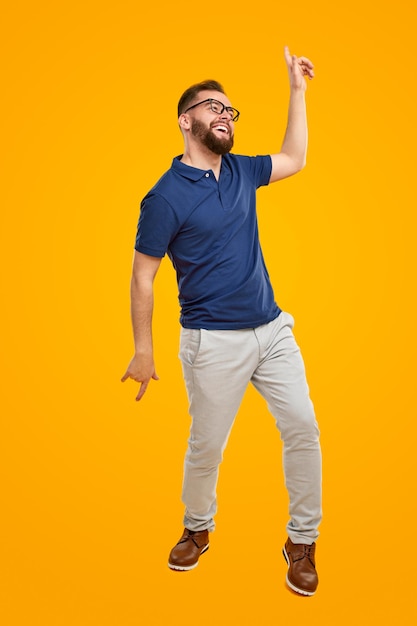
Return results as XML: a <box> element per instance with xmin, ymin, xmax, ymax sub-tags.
<box><xmin>168</xmin><ymin>528</ymin><xmax>209</xmax><ymax>571</ymax></box>
<box><xmin>283</xmin><ymin>538</ymin><xmax>318</xmax><ymax>596</ymax></box>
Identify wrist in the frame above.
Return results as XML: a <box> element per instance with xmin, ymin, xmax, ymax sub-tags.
<box><xmin>290</xmin><ymin>84</ymin><xmax>306</xmax><ymax>96</ymax></box>
<box><xmin>134</xmin><ymin>345</ymin><xmax>153</xmax><ymax>357</ymax></box>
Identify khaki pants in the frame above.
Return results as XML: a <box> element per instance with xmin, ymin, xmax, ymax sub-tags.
<box><xmin>179</xmin><ymin>312</ymin><xmax>322</xmax><ymax>544</ymax></box>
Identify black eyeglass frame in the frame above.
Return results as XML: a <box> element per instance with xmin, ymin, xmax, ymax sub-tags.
<box><xmin>183</xmin><ymin>98</ymin><xmax>240</xmax><ymax>122</ymax></box>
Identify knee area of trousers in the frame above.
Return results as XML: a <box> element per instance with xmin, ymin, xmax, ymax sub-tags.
<box><xmin>186</xmin><ymin>441</ymin><xmax>224</xmax><ymax>467</ymax></box>
<box><xmin>278</xmin><ymin>411</ymin><xmax>320</xmax><ymax>443</ymax></box>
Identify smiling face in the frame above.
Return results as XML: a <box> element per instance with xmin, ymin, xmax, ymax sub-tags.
<box><xmin>187</xmin><ymin>90</ymin><xmax>235</xmax><ymax>155</ymax></box>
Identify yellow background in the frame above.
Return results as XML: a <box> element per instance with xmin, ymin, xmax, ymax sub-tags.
<box><xmin>1</xmin><ymin>1</ymin><xmax>416</xmax><ymax>624</ymax></box>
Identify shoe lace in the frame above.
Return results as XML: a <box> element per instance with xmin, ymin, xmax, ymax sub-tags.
<box><xmin>179</xmin><ymin>530</ymin><xmax>205</xmax><ymax>549</ymax></box>
<box><xmin>294</xmin><ymin>544</ymin><xmax>315</xmax><ymax>566</ymax></box>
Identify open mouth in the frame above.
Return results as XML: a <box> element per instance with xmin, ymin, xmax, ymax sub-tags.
<box><xmin>212</xmin><ymin>124</ymin><xmax>229</xmax><ymax>134</ymax></box>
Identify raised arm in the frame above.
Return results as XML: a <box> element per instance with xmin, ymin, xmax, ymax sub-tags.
<box><xmin>121</xmin><ymin>250</ymin><xmax>162</xmax><ymax>401</ymax></box>
<box><xmin>269</xmin><ymin>46</ymin><xmax>315</xmax><ymax>183</ymax></box>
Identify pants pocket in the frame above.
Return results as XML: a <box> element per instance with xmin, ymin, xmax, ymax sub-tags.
<box><xmin>179</xmin><ymin>328</ymin><xmax>202</xmax><ymax>366</ymax></box>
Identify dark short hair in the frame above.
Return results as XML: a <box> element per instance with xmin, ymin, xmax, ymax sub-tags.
<box><xmin>177</xmin><ymin>80</ymin><xmax>225</xmax><ymax>117</ymax></box>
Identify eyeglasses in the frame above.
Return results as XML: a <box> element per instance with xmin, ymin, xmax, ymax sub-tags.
<box><xmin>184</xmin><ymin>98</ymin><xmax>240</xmax><ymax>122</ymax></box>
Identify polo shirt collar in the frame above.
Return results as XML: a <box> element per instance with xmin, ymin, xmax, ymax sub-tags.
<box><xmin>172</xmin><ymin>155</ymin><xmax>213</xmax><ymax>181</ymax></box>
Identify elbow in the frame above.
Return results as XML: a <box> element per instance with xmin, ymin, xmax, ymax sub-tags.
<box><xmin>292</xmin><ymin>156</ymin><xmax>306</xmax><ymax>175</ymax></box>
<box><xmin>297</xmin><ymin>149</ymin><xmax>307</xmax><ymax>171</ymax></box>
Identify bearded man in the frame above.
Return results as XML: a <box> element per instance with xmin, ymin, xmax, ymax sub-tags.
<box><xmin>122</xmin><ymin>47</ymin><xmax>322</xmax><ymax>596</ymax></box>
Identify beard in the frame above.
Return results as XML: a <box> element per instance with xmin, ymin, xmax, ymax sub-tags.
<box><xmin>191</xmin><ymin>119</ymin><xmax>234</xmax><ymax>155</ymax></box>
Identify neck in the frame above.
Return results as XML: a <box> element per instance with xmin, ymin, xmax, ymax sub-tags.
<box><xmin>180</xmin><ymin>144</ymin><xmax>223</xmax><ymax>180</ymax></box>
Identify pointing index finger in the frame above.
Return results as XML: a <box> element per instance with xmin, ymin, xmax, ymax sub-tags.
<box><xmin>136</xmin><ymin>381</ymin><xmax>148</xmax><ymax>402</ymax></box>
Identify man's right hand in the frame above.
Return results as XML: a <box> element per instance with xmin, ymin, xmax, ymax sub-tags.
<box><xmin>121</xmin><ymin>353</ymin><xmax>159</xmax><ymax>401</ymax></box>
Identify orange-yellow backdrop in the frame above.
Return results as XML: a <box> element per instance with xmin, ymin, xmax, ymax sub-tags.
<box><xmin>1</xmin><ymin>1</ymin><xmax>416</xmax><ymax>624</ymax></box>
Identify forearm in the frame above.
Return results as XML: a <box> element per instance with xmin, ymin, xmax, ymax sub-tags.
<box><xmin>268</xmin><ymin>48</ymin><xmax>314</xmax><ymax>183</ymax></box>
<box><xmin>122</xmin><ymin>252</ymin><xmax>161</xmax><ymax>398</ymax></box>
<box><xmin>130</xmin><ymin>272</ymin><xmax>154</xmax><ymax>356</ymax></box>
<box><xmin>280</xmin><ymin>87</ymin><xmax>308</xmax><ymax>170</ymax></box>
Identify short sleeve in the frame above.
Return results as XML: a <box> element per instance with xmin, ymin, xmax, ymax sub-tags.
<box><xmin>251</xmin><ymin>155</ymin><xmax>272</xmax><ymax>188</ymax></box>
<box><xmin>232</xmin><ymin>154</ymin><xmax>272</xmax><ymax>188</ymax></box>
<box><xmin>134</xmin><ymin>193</ymin><xmax>179</xmax><ymax>258</ymax></box>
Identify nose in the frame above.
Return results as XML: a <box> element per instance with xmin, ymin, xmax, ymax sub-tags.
<box><xmin>220</xmin><ymin>108</ymin><xmax>233</xmax><ymax>121</ymax></box>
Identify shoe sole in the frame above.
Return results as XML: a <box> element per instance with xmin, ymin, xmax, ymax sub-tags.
<box><xmin>168</xmin><ymin>544</ymin><xmax>209</xmax><ymax>571</ymax></box>
<box><xmin>282</xmin><ymin>545</ymin><xmax>316</xmax><ymax>597</ymax></box>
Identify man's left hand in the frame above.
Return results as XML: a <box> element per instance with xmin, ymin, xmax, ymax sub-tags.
<box><xmin>284</xmin><ymin>46</ymin><xmax>315</xmax><ymax>91</ymax></box>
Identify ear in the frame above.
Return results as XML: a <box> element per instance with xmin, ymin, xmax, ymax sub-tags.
<box><xmin>178</xmin><ymin>113</ymin><xmax>191</xmax><ymax>131</ymax></box>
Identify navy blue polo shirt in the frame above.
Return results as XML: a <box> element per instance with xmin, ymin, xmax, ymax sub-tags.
<box><xmin>135</xmin><ymin>153</ymin><xmax>281</xmax><ymax>329</ymax></box>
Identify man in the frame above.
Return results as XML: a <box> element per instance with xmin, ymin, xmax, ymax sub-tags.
<box><xmin>122</xmin><ymin>46</ymin><xmax>322</xmax><ymax>596</ymax></box>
